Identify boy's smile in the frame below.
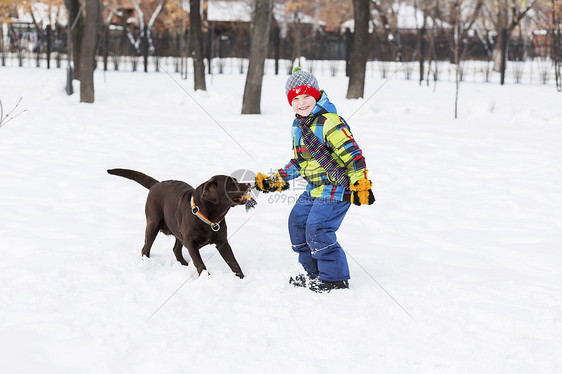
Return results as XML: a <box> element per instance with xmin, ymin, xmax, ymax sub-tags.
<box><xmin>291</xmin><ymin>94</ymin><xmax>317</xmax><ymax>117</ymax></box>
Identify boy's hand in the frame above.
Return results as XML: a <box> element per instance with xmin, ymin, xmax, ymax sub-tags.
<box><xmin>350</xmin><ymin>179</ymin><xmax>375</xmax><ymax>206</ymax></box>
<box><xmin>255</xmin><ymin>172</ymin><xmax>289</xmax><ymax>193</ymax></box>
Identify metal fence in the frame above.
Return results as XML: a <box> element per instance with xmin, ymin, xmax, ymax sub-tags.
<box><xmin>1</xmin><ymin>24</ymin><xmax>560</xmax><ymax>88</ymax></box>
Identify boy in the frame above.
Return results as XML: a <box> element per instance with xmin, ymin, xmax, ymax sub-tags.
<box><xmin>256</xmin><ymin>67</ymin><xmax>374</xmax><ymax>292</ymax></box>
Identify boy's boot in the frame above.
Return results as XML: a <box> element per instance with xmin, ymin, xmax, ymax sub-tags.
<box><xmin>308</xmin><ymin>279</ymin><xmax>349</xmax><ymax>293</ymax></box>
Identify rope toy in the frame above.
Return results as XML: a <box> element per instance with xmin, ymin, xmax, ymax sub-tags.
<box><xmin>240</xmin><ymin>190</ymin><xmax>258</xmax><ymax>212</ymax></box>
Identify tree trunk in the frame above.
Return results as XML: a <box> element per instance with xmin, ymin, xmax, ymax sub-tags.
<box><xmin>554</xmin><ymin>0</ymin><xmax>562</xmax><ymax>91</ymax></box>
<box><xmin>79</xmin><ymin>0</ymin><xmax>100</xmax><ymax>103</ymax></box>
<box><xmin>346</xmin><ymin>0</ymin><xmax>370</xmax><ymax>99</ymax></box>
<box><xmin>70</xmin><ymin>0</ymin><xmax>84</xmax><ymax>80</ymax></box>
<box><xmin>419</xmin><ymin>26</ymin><xmax>426</xmax><ymax>86</ymax></box>
<box><xmin>241</xmin><ymin>0</ymin><xmax>273</xmax><ymax>114</ymax></box>
<box><xmin>454</xmin><ymin>20</ymin><xmax>460</xmax><ymax>119</ymax></box>
<box><xmin>500</xmin><ymin>28</ymin><xmax>508</xmax><ymax>84</ymax></box>
<box><xmin>492</xmin><ymin>31</ymin><xmax>506</xmax><ymax>72</ymax></box>
<box><xmin>189</xmin><ymin>0</ymin><xmax>206</xmax><ymax>91</ymax></box>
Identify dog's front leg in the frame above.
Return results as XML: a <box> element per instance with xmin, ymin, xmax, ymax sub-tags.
<box><xmin>184</xmin><ymin>240</ymin><xmax>207</xmax><ymax>276</ymax></box>
<box><xmin>216</xmin><ymin>241</ymin><xmax>244</xmax><ymax>279</ymax></box>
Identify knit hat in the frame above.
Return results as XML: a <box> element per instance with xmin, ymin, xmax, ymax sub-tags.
<box><xmin>285</xmin><ymin>67</ymin><xmax>321</xmax><ymax>105</ymax></box>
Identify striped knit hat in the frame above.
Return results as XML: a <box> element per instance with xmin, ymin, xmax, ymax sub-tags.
<box><xmin>285</xmin><ymin>67</ymin><xmax>321</xmax><ymax>105</ymax></box>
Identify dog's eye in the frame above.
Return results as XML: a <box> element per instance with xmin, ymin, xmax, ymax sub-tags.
<box><xmin>224</xmin><ymin>178</ymin><xmax>237</xmax><ymax>190</ymax></box>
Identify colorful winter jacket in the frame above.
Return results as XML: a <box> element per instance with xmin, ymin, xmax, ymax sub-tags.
<box><xmin>278</xmin><ymin>91</ymin><xmax>369</xmax><ymax>201</ymax></box>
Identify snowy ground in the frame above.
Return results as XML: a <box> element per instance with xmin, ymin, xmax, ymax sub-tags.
<box><xmin>0</xmin><ymin>65</ymin><xmax>561</xmax><ymax>373</ymax></box>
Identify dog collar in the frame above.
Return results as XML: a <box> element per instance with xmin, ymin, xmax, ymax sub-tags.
<box><xmin>191</xmin><ymin>196</ymin><xmax>222</xmax><ymax>232</ymax></box>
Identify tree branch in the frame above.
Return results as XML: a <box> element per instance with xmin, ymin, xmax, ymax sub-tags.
<box><xmin>0</xmin><ymin>97</ymin><xmax>27</xmax><ymax>129</ymax></box>
<box><xmin>130</xmin><ymin>0</ymin><xmax>145</xmax><ymax>30</ymax></box>
<box><xmin>463</xmin><ymin>0</ymin><xmax>484</xmax><ymax>32</ymax></box>
<box><xmin>147</xmin><ymin>0</ymin><xmax>168</xmax><ymax>29</ymax></box>
<box><xmin>103</xmin><ymin>4</ymin><xmax>123</xmax><ymax>25</ymax></box>
<box><xmin>510</xmin><ymin>0</ymin><xmax>537</xmax><ymax>31</ymax></box>
<box><xmin>371</xmin><ymin>0</ymin><xmax>392</xmax><ymax>35</ymax></box>
<box><xmin>28</xmin><ymin>3</ymin><xmax>45</xmax><ymax>43</ymax></box>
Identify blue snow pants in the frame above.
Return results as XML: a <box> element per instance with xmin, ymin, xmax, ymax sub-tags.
<box><xmin>288</xmin><ymin>192</ymin><xmax>351</xmax><ymax>282</ymax></box>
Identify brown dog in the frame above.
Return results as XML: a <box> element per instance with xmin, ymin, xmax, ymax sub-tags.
<box><xmin>107</xmin><ymin>169</ymin><xmax>250</xmax><ymax>278</ymax></box>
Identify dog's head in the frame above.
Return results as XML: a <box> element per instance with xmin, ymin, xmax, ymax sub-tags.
<box><xmin>201</xmin><ymin>175</ymin><xmax>252</xmax><ymax>207</ymax></box>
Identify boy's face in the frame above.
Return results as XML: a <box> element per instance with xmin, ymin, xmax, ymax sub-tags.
<box><xmin>291</xmin><ymin>94</ymin><xmax>317</xmax><ymax>117</ymax></box>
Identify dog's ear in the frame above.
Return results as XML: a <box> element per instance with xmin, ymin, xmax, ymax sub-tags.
<box><xmin>201</xmin><ymin>178</ymin><xmax>220</xmax><ymax>204</ymax></box>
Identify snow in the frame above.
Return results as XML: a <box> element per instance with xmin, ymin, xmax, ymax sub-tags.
<box><xmin>206</xmin><ymin>1</ymin><xmax>323</xmax><ymax>28</ymax></box>
<box><xmin>207</xmin><ymin>1</ymin><xmax>253</xmax><ymax>23</ymax></box>
<box><xmin>16</xmin><ymin>3</ymin><xmax>68</xmax><ymax>27</ymax></box>
<box><xmin>343</xmin><ymin>3</ymin><xmax>450</xmax><ymax>32</ymax></box>
<box><xmin>1</xmin><ymin>62</ymin><xmax>562</xmax><ymax>373</ymax></box>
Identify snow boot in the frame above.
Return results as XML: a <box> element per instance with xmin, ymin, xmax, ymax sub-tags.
<box><xmin>308</xmin><ymin>279</ymin><xmax>349</xmax><ymax>293</ymax></box>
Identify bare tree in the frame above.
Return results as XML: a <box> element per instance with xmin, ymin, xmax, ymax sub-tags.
<box><xmin>371</xmin><ymin>0</ymin><xmax>392</xmax><ymax>40</ymax></box>
<box><xmin>129</xmin><ymin>0</ymin><xmax>168</xmax><ymax>54</ymax></box>
<box><xmin>371</xmin><ymin>0</ymin><xmax>405</xmax><ymax>61</ymax></box>
<box><xmin>552</xmin><ymin>0</ymin><xmax>561</xmax><ymax>91</ymax></box>
<box><xmin>346</xmin><ymin>0</ymin><xmax>370</xmax><ymax>99</ymax></box>
<box><xmin>0</xmin><ymin>97</ymin><xmax>26</xmax><ymax>129</ymax></box>
<box><xmin>68</xmin><ymin>0</ymin><xmax>85</xmax><ymax>79</ymax></box>
<box><xmin>79</xmin><ymin>0</ymin><xmax>101</xmax><ymax>103</ymax></box>
<box><xmin>27</xmin><ymin>3</ymin><xmax>46</xmax><ymax>45</ymax></box>
<box><xmin>483</xmin><ymin>0</ymin><xmax>537</xmax><ymax>71</ymax></box>
<box><xmin>241</xmin><ymin>0</ymin><xmax>274</xmax><ymax>114</ymax></box>
<box><xmin>189</xmin><ymin>0</ymin><xmax>206</xmax><ymax>91</ymax></box>
<box><xmin>448</xmin><ymin>0</ymin><xmax>483</xmax><ymax>118</ymax></box>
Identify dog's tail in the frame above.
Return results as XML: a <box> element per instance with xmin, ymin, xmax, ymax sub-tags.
<box><xmin>107</xmin><ymin>168</ymin><xmax>159</xmax><ymax>189</ymax></box>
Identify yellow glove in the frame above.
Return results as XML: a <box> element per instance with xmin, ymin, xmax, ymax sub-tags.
<box><xmin>350</xmin><ymin>178</ymin><xmax>375</xmax><ymax>206</ymax></box>
<box><xmin>255</xmin><ymin>172</ymin><xmax>289</xmax><ymax>193</ymax></box>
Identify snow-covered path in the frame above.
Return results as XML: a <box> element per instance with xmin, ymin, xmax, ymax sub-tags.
<box><xmin>1</xmin><ymin>66</ymin><xmax>561</xmax><ymax>373</ymax></box>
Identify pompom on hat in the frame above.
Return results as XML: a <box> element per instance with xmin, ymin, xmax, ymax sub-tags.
<box><xmin>285</xmin><ymin>67</ymin><xmax>322</xmax><ymax>105</ymax></box>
